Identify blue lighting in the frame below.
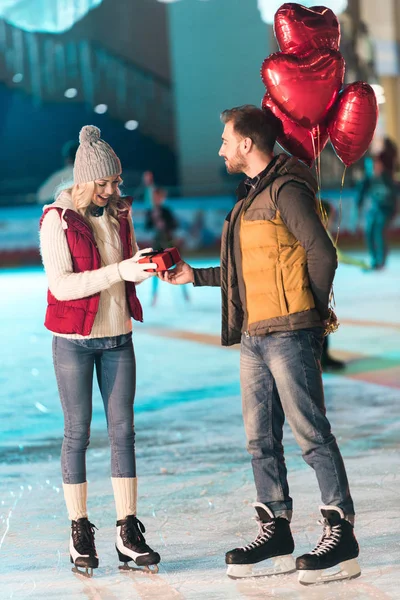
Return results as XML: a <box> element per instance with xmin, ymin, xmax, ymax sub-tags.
<box><xmin>0</xmin><ymin>0</ymin><xmax>103</xmax><ymax>33</ymax></box>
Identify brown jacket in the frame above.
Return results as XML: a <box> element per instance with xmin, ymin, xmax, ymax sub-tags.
<box><xmin>193</xmin><ymin>154</ymin><xmax>337</xmax><ymax>346</ymax></box>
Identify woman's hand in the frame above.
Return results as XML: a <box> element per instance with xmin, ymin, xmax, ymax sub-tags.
<box><xmin>118</xmin><ymin>248</ymin><xmax>157</xmax><ymax>283</ymax></box>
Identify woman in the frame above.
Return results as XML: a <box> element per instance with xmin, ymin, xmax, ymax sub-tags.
<box><xmin>40</xmin><ymin>125</ymin><xmax>160</xmax><ymax>576</ymax></box>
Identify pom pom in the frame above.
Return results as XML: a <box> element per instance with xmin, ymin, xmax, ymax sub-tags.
<box><xmin>79</xmin><ymin>125</ymin><xmax>100</xmax><ymax>144</ymax></box>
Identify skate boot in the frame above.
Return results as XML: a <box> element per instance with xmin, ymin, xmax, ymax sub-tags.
<box><xmin>70</xmin><ymin>518</ymin><xmax>99</xmax><ymax>578</ymax></box>
<box><xmin>296</xmin><ymin>506</ymin><xmax>361</xmax><ymax>585</ymax></box>
<box><xmin>116</xmin><ymin>515</ymin><xmax>161</xmax><ymax>574</ymax></box>
<box><xmin>225</xmin><ymin>503</ymin><xmax>296</xmax><ymax>579</ymax></box>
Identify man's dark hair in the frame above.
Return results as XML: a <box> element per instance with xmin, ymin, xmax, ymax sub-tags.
<box><xmin>221</xmin><ymin>105</ymin><xmax>283</xmax><ymax>155</ymax></box>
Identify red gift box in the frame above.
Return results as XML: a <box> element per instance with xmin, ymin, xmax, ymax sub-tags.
<box><xmin>138</xmin><ymin>247</ymin><xmax>181</xmax><ymax>272</ymax></box>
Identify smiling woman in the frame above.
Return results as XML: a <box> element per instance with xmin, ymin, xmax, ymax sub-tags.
<box><xmin>67</xmin><ymin>174</ymin><xmax>123</xmax><ymax>226</ymax></box>
<box><xmin>38</xmin><ymin>124</ymin><xmax>161</xmax><ymax>578</ymax></box>
<box><xmin>93</xmin><ymin>176</ymin><xmax>123</xmax><ymax>206</ymax></box>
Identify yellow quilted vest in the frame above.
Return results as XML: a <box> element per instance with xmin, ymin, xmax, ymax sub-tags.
<box><xmin>240</xmin><ymin>210</ymin><xmax>315</xmax><ymax>326</ymax></box>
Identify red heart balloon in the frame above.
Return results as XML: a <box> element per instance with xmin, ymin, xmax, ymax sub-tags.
<box><xmin>328</xmin><ymin>82</ymin><xmax>378</xmax><ymax>166</ymax></box>
<box><xmin>261</xmin><ymin>49</ymin><xmax>345</xmax><ymax>129</ymax></box>
<box><xmin>274</xmin><ymin>3</ymin><xmax>341</xmax><ymax>55</ymax></box>
<box><xmin>262</xmin><ymin>93</ymin><xmax>329</xmax><ymax>166</ymax></box>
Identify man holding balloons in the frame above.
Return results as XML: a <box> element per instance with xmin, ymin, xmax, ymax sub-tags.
<box><xmin>159</xmin><ymin>1</ymin><xmax>380</xmax><ymax>587</ymax></box>
<box><xmin>160</xmin><ymin>104</ymin><xmax>360</xmax><ymax>585</ymax></box>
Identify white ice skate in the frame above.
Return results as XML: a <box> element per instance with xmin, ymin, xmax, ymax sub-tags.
<box><xmin>70</xmin><ymin>518</ymin><xmax>99</xmax><ymax>578</ymax></box>
<box><xmin>226</xmin><ymin>554</ymin><xmax>296</xmax><ymax>579</ymax></box>
<box><xmin>297</xmin><ymin>558</ymin><xmax>361</xmax><ymax>585</ymax></box>
<box><xmin>116</xmin><ymin>515</ymin><xmax>160</xmax><ymax>574</ymax></box>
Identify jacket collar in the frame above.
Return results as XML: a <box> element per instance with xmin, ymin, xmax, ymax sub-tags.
<box><xmin>236</xmin><ymin>155</ymin><xmax>281</xmax><ymax>201</ymax></box>
<box><xmin>235</xmin><ymin>153</ymin><xmax>317</xmax><ymax>202</ymax></box>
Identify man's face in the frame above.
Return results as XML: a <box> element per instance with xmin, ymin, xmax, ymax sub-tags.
<box><xmin>218</xmin><ymin>122</ymin><xmax>247</xmax><ymax>174</ymax></box>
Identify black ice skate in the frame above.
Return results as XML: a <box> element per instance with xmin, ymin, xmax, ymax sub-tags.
<box><xmin>296</xmin><ymin>505</ymin><xmax>361</xmax><ymax>585</ymax></box>
<box><xmin>70</xmin><ymin>518</ymin><xmax>99</xmax><ymax>578</ymax></box>
<box><xmin>116</xmin><ymin>515</ymin><xmax>161</xmax><ymax>574</ymax></box>
<box><xmin>225</xmin><ymin>503</ymin><xmax>296</xmax><ymax>579</ymax></box>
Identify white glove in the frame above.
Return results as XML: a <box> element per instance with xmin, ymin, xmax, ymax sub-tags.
<box><xmin>118</xmin><ymin>248</ymin><xmax>157</xmax><ymax>283</ymax></box>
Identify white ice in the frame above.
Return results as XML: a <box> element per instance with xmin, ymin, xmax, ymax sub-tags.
<box><xmin>0</xmin><ymin>252</ymin><xmax>399</xmax><ymax>599</ymax></box>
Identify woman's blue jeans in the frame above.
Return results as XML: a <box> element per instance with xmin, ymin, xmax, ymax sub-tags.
<box><xmin>52</xmin><ymin>335</ymin><xmax>136</xmax><ymax>484</ymax></box>
<box><xmin>240</xmin><ymin>328</ymin><xmax>354</xmax><ymax>519</ymax></box>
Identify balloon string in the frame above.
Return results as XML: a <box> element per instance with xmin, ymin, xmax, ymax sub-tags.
<box><xmin>334</xmin><ymin>166</ymin><xmax>346</xmax><ymax>248</ymax></box>
<box><xmin>325</xmin><ymin>165</ymin><xmax>347</xmax><ymax>337</ymax></box>
<box><xmin>317</xmin><ymin>127</ymin><xmax>322</xmax><ymax>195</ymax></box>
<box><xmin>312</xmin><ymin>127</ymin><xmax>328</xmax><ymax>228</ymax></box>
<box><xmin>310</xmin><ymin>127</ymin><xmax>339</xmax><ymax>337</ymax></box>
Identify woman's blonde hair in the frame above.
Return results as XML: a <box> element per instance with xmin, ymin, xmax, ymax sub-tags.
<box><xmin>58</xmin><ymin>176</ymin><xmax>131</xmax><ymax>231</ymax></box>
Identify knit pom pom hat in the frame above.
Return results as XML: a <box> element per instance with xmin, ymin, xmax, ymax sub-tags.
<box><xmin>73</xmin><ymin>125</ymin><xmax>122</xmax><ymax>184</ymax></box>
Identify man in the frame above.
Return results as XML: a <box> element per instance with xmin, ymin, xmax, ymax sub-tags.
<box><xmin>145</xmin><ymin>187</ymin><xmax>189</xmax><ymax>306</ymax></box>
<box><xmin>37</xmin><ymin>140</ymin><xmax>78</xmax><ymax>204</ymax></box>
<box><xmin>159</xmin><ymin>106</ymin><xmax>359</xmax><ymax>585</ymax></box>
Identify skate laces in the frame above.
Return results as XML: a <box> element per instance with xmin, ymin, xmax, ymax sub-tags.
<box><xmin>72</xmin><ymin>519</ymin><xmax>97</xmax><ymax>555</ymax></box>
<box><xmin>124</xmin><ymin>515</ymin><xmax>150</xmax><ymax>551</ymax></box>
<box><xmin>310</xmin><ymin>518</ymin><xmax>341</xmax><ymax>556</ymax></box>
<box><xmin>239</xmin><ymin>518</ymin><xmax>275</xmax><ymax>552</ymax></box>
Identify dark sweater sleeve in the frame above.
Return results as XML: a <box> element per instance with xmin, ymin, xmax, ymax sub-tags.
<box><xmin>277</xmin><ymin>182</ymin><xmax>337</xmax><ymax>320</ymax></box>
<box><xmin>356</xmin><ymin>177</ymin><xmax>370</xmax><ymax>210</ymax></box>
<box><xmin>193</xmin><ymin>267</ymin><xmax>221</xmax><ymax>287</ymax></box>
<box><xmin>145</xmin><ymin>209</ymin><xmax>153</xmax><ymax>231</ymax></box>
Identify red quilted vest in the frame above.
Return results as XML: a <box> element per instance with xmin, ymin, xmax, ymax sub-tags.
<box><xmin>40</xmin><ymin>202</ymin><xmax>143</xmax><ymax>336</ymax></box>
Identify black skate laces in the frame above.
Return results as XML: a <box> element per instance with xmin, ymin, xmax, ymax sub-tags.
<box><xmin>309</xmin><ymin>518</ymin><xmax>342</xmax><ymax>556</ymax></box>
<box><xmin>123</xmin><ymin>516</ymin><xmax>149</xmax><ymax>550</ymax></box>
<box><xmin>72</xmin><ymin>519</ymin><xmax>97</xmax><ymax>555</ymax></box>
<box><xmin>239</xmin><ymin>518</ymin><xmax>275</xmax><ymax>552</ymax></box>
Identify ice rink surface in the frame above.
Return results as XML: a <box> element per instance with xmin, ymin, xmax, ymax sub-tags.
<box><xmin>0</xmin><ymin>252</ymin><xmax>399</xmax><ymax>600</ymax></box>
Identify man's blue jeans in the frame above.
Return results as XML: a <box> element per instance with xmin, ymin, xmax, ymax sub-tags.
<box><xmin>53</xmin><ymin>335</ymin><xmax>136</xmax><ymax>484</ymax></box>
<box><xmin>240</xmin><ymin>328</ymin><xmax>354</xmax><ymax>520</ymax></box>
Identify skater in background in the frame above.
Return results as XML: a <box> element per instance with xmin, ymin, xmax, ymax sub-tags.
<box><xmin>160</xmin><ymin>106</ymin><xmax>360</xmax><ymax>585</ymax></box>
<box><xmin>380</xmin><ymin>136</ymin><xmax>399</xmax><ymax>176</ymax></box>
<box><xmin>145</xmin><ymin>185</ymin><xmax>189</xmax><ymax>306</ymax></box>
<box><xmin>39</xmin><ymin>125</ymin><xmax>160</xmax><ymax>576</ymax></box>
<box><xmin>357</xmin><ymin>152</ymin><xmax>398</xmax><ymax>270</ymax></box>
<box><xmin>37</xmin><ymin>140</ymin><xmax>78</xmax><ymax>204</ymax></box>
<box><xmin>135</xmin><ymin>170</ymin><xmax>156</xmax><ymax>208</ymax></box>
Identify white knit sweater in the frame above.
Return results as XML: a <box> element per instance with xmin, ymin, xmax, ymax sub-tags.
<box><xmin>40</xmin><ymin>192</ymin><xmax>138</xmax><ymax>339</ymax></box>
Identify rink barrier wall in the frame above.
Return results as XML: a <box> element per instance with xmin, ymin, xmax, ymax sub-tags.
<box><xmin>0</xmin><ymin>192</ymin><xmax>399</xmax><ymax>266</ymax></box>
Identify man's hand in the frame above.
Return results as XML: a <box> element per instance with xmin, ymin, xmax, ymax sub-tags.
<box><xmin>158</xmin><ymin>260</ymin><xmax>194</xmax><ymax>285</ymax></box>
<box><xmin>323</xmin><ymin>309</ymin><xmax>339</xmax><ymax>334</ymax></box>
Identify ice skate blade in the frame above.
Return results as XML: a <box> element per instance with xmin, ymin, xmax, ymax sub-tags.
<box><xmin>119</xmin><ymin>562</ymin><xmax>159</xmax><ymax>575</ymax></box>
<box><xmin>72</xmin><ymin>566</ymin><xmax>94</xmax><ymax>578</ymax></box>
<box><xmin>227</xmin><ymin>555</ymin><xmax>296</xmax><ymax>579</ymax></box>
<box><xmin>298</xmin><ymin>558</ymin><xmax>361</xmax><ymax>586</ymax></box>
